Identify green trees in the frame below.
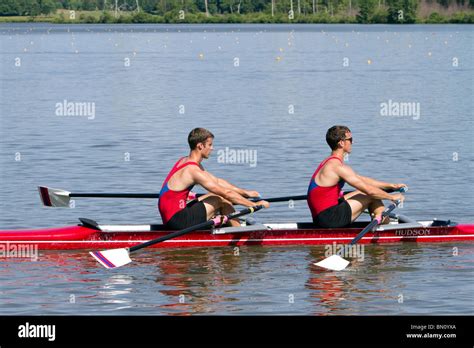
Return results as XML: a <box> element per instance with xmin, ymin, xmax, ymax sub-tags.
<box><xmin>387</xmin><ymin>0</ymin><xmax>418</xmax><ymax>23</ymax></box>
<box><xmin>40</xmin><ymin>0</ymin><xmax>58</xmax><ymax>14</ymax></box>
<box><xmin>356</xmin><ymin>0</ymin><xmax>376</xmax><ymax>22</ymax></box>
<box><xmin>356</xmin><ymin>0</ymin><xmax>419</xmax><ymax>23</ymax></box>
<box><xmin>0</xmin><ymin>0</ymin><xmax>19</xmax><ymax>15</ymax></box>
<box><xmin>0</xmin><ymin>0</ymin><xmax>472</xmax><ymax>22</ymax></box>
<box><xmin>0</xmin><ymin>0</ymin><xmax>57</xmax><ymax>15</ymax></box>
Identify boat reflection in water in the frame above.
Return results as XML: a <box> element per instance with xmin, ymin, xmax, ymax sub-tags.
<box><xmin>149</xmin><ymin>247</ymin><xmax>263</xmax><ymax>315</ymax></box>
<box><xmin>1</xmin><ymin>242</ymin><xmax>472</xmax><ymax>315</ymax></box>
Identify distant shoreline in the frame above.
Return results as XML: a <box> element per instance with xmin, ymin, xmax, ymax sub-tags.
<box><xmin>0</xmin><ymin>9</ymin><xmax>473</xmax><ymax>24</ymax></box>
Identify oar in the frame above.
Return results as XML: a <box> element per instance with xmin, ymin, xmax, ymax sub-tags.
<box><xmin>37</xmin><ymin>186</ymin><xmax>307</xmax><ymax>207</ymax></box>
<box><xmin>39</xmin><ymin>185</ymin><xmax>406</xmax><ymax>207</ymax></box>
<box><xmin>38</xmin><ymin>186</ymin><xmax>169</xmax><ymax>207</ymax></box>
<box><xmin>258</xmin><ymin>195</ymin><xmax>307</xmax><ymax>203</ymax></box>
<box><xmin>314</xmin><ymin>201</ymin><xmax>401</xmax><ymax>271</ymax></box>
<box><xmin>90</xmin><ymin>205</ymin><xmax>264</xmax><ymax>269</ymax></box>
<box><xmin>252</xmin><ymin>187</ymin><xmax>406</xmax><ymax>204</ymax></box>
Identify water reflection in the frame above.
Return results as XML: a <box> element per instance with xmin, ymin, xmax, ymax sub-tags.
<box><xmin>0</xmin><ymin>242</ymin><xmax>472</xmax><ymax>315</ymax></box>
<box><xmin>305</xmin><ymin>244</ymin><xmax>431</xmax><ymax>315</ymax></box>
<box><xmin>98</xmin><ymin>274</ymin><xmax>135</xmax><ymax>310</ymax></box>
<box><xmin>142</xmin><ymin>247</ymin><xmax>273</xmax><ymax>315</ymax></box>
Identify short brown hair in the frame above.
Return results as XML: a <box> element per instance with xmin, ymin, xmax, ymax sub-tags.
<box><xmin>326</xmin><ymin>125</ymin><xmax>351</xmax><ymax>150</ymax></box>
<box><xmin>188</xmin><ymin>128</ymin><xmax>214</xmax><ymax>150</ymax></box>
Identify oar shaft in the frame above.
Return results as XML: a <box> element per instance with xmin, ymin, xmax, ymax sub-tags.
<box><xmin>41</xmin><ymin>185</ymin><xmax>405</xmax><ymax>208</ymax></box>
<box><xmin>129</xmin><ymin>220</ymin><xmax>213</xmax><ymax>252</ymax></box>
<box><xmin>70</xmin><ymin>193</ymin><xmax>207</xmax><ymax>199</ymax></box>
<box><xmin>346</xmin><ymin>202</ymin><xmax>399</xmax><ymax>248</ymax></box>
<box><xmin>349</xmin><ymin>219</ymin><xmax>379</xmax><ymax>246</ymax></box>
<box><xmin>250</xmin><ymin>195</ymin><xmax>307</xmax><ymax>203</ymax></box>
<box><xmin>73</xmin><ymin>188</ymin><xmax>404</xmax><ymax>199</ymax></box>
<box><xmin>71</xmin><ymin>193</ymin><xmax>160</xmax><ymax>199</ymax></box>
<box><xmin>250</xmin><ymin>187</ymin><xmax>405</xmax><ymax>204</ymax></box>
<box><xmin>129</xmin><ymin>205</ymin><xmax>263</xmax><ymax>253</ymax></box>
<box><xmin>71</xmin><ymin>193</ymin><xmax>307</xmax><ymax>202</ymax></box>
<box><xmin>73</xmin><ymin>188</ymin><xmax>403</xmax><ymax>199</ymax></box>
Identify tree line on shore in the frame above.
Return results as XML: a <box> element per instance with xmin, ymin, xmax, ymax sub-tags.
<box><xmin>0</xmin><ymin>0</ymin><xmax>473</xmax><ymax>23</ymax></box>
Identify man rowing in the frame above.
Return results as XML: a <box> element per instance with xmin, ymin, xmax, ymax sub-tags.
<box><xmin>158</xmin><ymin>128</ymin><xmax>270</xmax><ymax>229</ymax></box>
<box><xmin>308</xmin><ymin>125</ymin><xmax>406</xmax><ymax>228</ymax></box>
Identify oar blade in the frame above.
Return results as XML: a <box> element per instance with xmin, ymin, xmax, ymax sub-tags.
<box><xmin>38</xmin><ymin>186</ymin><xmax>71</xmax><ymax>207</ymax></box>
<box><xmin>90</xmin><ymin>248</ymin><xmax>132</xmax><ymax>269</ymax></box>
<box><xmin>314</xmin><ymin>254</ymin><xmax>350</xmax><ymax>271</ymax></box>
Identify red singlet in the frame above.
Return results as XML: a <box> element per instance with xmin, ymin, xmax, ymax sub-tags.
<box><xmin>158</xmin><ymin>158</ymin><xmax>200</xmax><ymax>224</ymax></box>
<box><xmin>307</xmin><ymin>156</ymin><xmax>345</xmax><ymax>218</ymax></box>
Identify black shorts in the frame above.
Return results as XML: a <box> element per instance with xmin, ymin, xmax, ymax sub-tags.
<box><xmin>166</xmin><ymin>199</ymin><xmax>207</xmax><ymax>230</ymax></box>
<box><xmin>313</xmin><ymin>198</ymin><xmax>352</xmax><ymax>228</ymax></box>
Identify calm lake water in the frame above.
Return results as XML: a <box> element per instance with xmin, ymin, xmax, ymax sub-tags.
<box><xmin>0</xmin><ymin>23</ymin><xmax>473</xmax><ymax>315</ymax></box>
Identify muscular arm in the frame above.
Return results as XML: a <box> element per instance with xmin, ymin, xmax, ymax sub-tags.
<box><xmin>191</xmin><ymin>169</ymin><xmax>257</xmax><ymax>206</ymax></box>
<box><xmin>205</xmin><ymin>172</ymin><xmax>246</xmax><ymax>195</ymax></box>
<box><xmin>358</xmin><ymin>175</ymin><xmax>393</xmax><ymax>190</ymax></box>
<box><xmin>335</xmin><ymin>165</ymin><xmax>394</xmax><ymax>200</ymax></box>
<box><xmin>205</xmin><ymin>172</ymin><xmax>259</xmax><ymax>198</ymax></box>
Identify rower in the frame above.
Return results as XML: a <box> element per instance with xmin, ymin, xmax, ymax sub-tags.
<box><xmin>307</xmin><ymin>125</ymin><xmax>406</xmax><ymax>228</ymax></box>
<box><xmin>158</xmin><ymin>128</ymin><xmax>269</xmax><ymax>229</ymax></box>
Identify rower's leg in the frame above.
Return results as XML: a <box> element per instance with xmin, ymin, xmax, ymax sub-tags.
<box><xmin>368</xmin><ymin>199</ymin><xmax>389</xmax><ymax>224</ymax></box>
<box><xmin>200</xmin><ymin>194</ymin><xmax>240</xmax><ymax>227</ymax></box>
<box><xmin>345</xmin><ymin>192</ymin><xmax>388</xmax><ymax>224</ymax></box>
<box><xmin>344</xmin><ymin>190</ymin><xmax>362</xmax><ymax>200</ymax></box>
<box><xmin>345</xmin><ymin>193</ymin><xmax>372</xmax><ymax>222</ymax></box>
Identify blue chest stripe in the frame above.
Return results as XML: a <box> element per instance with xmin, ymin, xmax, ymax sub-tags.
<box><xmin>308</xmin><ymin>179</ymin><xmax>318</xmax><ymax>193</ymax></box>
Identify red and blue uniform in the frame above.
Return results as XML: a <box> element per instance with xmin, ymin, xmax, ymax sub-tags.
<box><xmin>158</xmin><ymin>158</ymin><xmax>199</xmax><ymax>224</ymax></box>
<box><xmin>307</xmin><ymin>156</ymin><xmax>345</xmax><ymax>219</ymax></box>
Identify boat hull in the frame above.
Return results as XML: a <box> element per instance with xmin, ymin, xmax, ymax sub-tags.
<box><xmin>0</xmin><ymin>223</ymin><xmax>473</xmax><ymax>250</ymax></box>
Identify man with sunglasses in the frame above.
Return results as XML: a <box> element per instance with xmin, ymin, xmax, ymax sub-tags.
<box><xmin>307</xmin><ymin>125</ymin><xmax>406</xmax><ymax>228</ymax></box>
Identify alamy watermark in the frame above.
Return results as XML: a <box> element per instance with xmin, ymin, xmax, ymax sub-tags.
<box><xmin>380</xmin><ymin>99</ymin><xmax>420</xmax><ymax>120</ymax></box>
<box><xmin>217</xmin><ymin>147</ymin><xmax>257</xmax><ymax>168</ymax></box>
<box><xmin>18</xmin><ymin>322</ymin><xmax>55</xmax><ymax>341</ymax></box>
<box><xmin>55</xmin><ymin>99</ymin><xmax>95</xmax><ymax>120</ymax></box>
<box><xmin>324</xmin><ymin>242</ymin><xmax>364</xmax><ymax>262</ymax></box>
<box><xmin>0</xmin><ymin>243</ymin><xmax>39</xmax><ymax>261</ymax></box>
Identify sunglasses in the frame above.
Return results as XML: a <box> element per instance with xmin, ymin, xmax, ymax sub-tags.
<box><xmin>344</xmin><ymin>137</ymin><xmax>353</xmax><ymax>144</ymax></box>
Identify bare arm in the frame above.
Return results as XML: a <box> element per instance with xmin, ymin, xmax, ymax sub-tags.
<box><xmin>192</xmin><ymin>169</ymin><xmax>259</xmax><ymax>207</ymax></box>
<box><xmin>206</xmin><ymin>172</ymin><xmax>259</xmax><ymax>198</ymax></box>
<box><xmin>358</xmin><ymin>175</ymin><xmax>407</xmax><ymax>191</ymax></box>
<box><xmin>335</xmin><ymin>165</ymin><xmax>396</xmax><ymax>201</ymax></box>
<box><xmin>358</xmin><ymin>175</ymin><xmax>392</xmax><ymax>190</ymax></box>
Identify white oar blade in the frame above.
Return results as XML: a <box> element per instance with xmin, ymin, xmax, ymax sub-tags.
<box><xmin>38</xmin><ymin>186</ymin><xmax>71</xmax><ymax>207</ymax></box>
<box><xmin>90</xmin><ymin>249</ymin><xmax>132</xmax><ymax>269</ymax></box>
<box><xmin>314</xmin><ymin>254</ymin><xmax>350</xmax><ymax>271</ymax></box>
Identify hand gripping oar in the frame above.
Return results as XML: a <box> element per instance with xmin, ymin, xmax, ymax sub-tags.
<box><xmin>90</xmin><ymin>205</ymin><xmax>264</xmax><ymax>269</ymax></box>
<box><xmin>314</xmin><ymin>201</ymin><xmax>401</xmax><ymax>271</ymax></box>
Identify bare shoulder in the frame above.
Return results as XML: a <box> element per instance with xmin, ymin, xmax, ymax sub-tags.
<box><xmin>328</xmin><ymin>157</ymin><xmax>344</xmax><ymax>165</ymax></box>
<box><xmin>188</xmin><ymin>165</ymin><xmax>209</xmax><ymax>181</ymax></box>
<box><xmin>332</xmin><ymin>161</ymin><xmax>353</xmax><ymax>174</ymax></box>
<box><xmin>335</xmin><ymin>163</ymin><xmax>358</xmax><ymax>180</ymax></box>
<box><xmin>186</xmin><ymin>163</ymin><xmax>202</xmax><ymax>175</ymax></box>
<box><xmin>325</xmin><ymin>158</ymin><xmax>344</xmax><ymax>170</ymax></box>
